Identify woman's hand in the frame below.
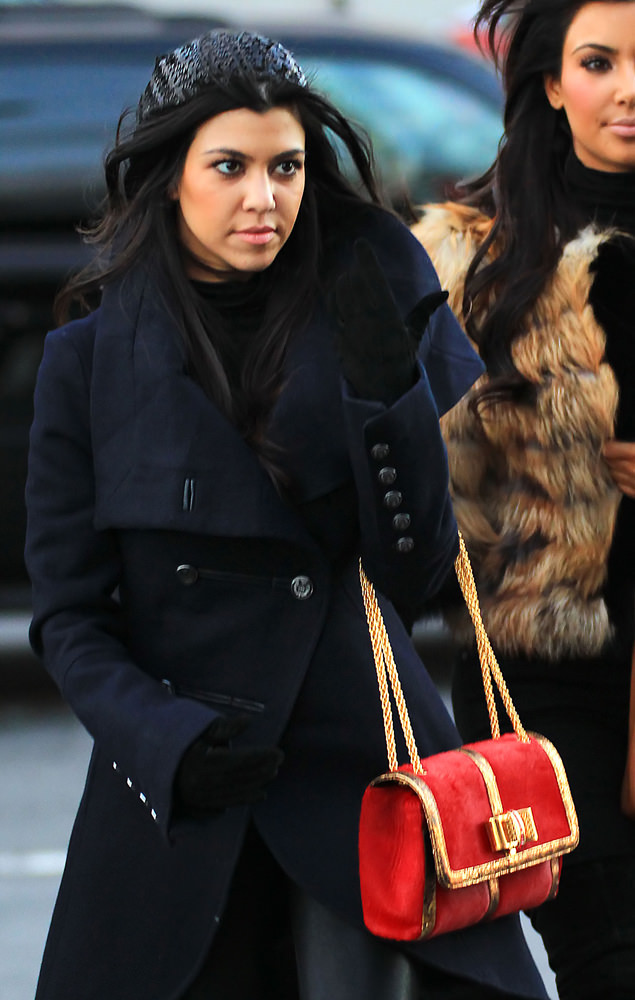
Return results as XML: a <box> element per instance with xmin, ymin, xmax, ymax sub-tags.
<box><xmin>334</xmin><ymin>239</ymin><xmax>447</xmax><ymax>405</ymax></box>
<box><xmin>176</xmin><ymin>715</ymin><xmax>284</xmax><ymax>815</ymax></box>
<box><xmin>603</xmin><ymin>440</ymin><xmax>635</xmax><ymax>498</ymax></box>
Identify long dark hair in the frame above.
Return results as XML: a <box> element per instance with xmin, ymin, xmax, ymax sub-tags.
<box><xmin>458</xmin><ymin>0</ymin><xmax>632</xmax><ymax>403</ymax></box>
<box><xmin>56</xmin><ymin>50</ymin><xmax>385</xmax><ymax>482</ymax></box>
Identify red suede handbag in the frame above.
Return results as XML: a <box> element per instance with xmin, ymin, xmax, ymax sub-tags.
<box><xmin>358</xmin><ymin>534</ymin><xmax>579</xmax><ymax>941</ymax></box>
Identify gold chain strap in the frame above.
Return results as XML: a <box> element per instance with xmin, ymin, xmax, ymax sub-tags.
<box><xmin>360</xmin><ymin>530</ymin><xmax>528</xmax><ymax>774</ymax></box>
<box><xmin>454</xmin><ymin>533</ymin><xmax>528</xmax><ymax>742</ymax></box>
<box><xmin>360</xmin><ymin>564</ymin><xmax>423</xmax><ymax>774</ymax></box>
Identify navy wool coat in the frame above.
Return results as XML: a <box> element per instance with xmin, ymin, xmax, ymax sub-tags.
<box><xmin>25</xmin><ymin>207</ymin><xmax>547</xmax><ymax>1000</ymax></box>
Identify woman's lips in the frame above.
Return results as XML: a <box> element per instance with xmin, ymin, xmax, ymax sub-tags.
<box><xmin>607</xmin><ymin>119</ymin><xmax>635</xmax><ymax>138</ymax></box>
<box><xmin>234</xmin><ymin>228</ymin><xmax>276</xmax><ymax>245</ymax></box>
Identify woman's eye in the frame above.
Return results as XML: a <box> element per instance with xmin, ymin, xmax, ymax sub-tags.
<box><xmin>275</xmin><ymin>159</ymin><xmax>303</xmax><ymax>177</ymax></box>
<box><xmin>581</xmin><ymin>55</ymin><xmax>612</xmax><ymax>72</ymax></box>
<box><xmin>215</xmin><ymin>159</ymin><xmax>243</xmax><ymax>176</ymax></box>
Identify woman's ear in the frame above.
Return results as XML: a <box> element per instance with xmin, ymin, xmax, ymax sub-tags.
<box><xmin>544</xmin><ymin>74</ymin><xmax>564</xmax><ymax>110</ymax></box>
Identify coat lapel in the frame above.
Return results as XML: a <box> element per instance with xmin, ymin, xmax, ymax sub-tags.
<box><xmin>90</xmin><ymin>266</ymin><xmax>319</xmax><ymax>545</ymax></box>
<box><xmin>268</xmin><ymin>298</ymin><xmax>352</xmax><ymax>503</ymax></box>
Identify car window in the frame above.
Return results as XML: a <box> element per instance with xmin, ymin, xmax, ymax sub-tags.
<box><xmin>0</xmin><ymin>50</ymin><xmax>160</xmax><ymax>217</ymax></box>
<box><xmin>300</xmin><ymin>56</ymin><xmax>503</xmax><ymax>201</ymax></box>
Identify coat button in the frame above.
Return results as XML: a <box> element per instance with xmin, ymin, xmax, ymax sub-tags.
<box><xmin>392</xmin><ymin>512</ymin><xmax>411</xmax><ymax>531</ymax></box>
<box><xmin>370</xmin><ymin>443</ymin><xmax>390</xmax><ymax>461</ymax></box>
<box><xmin>291</xmin><ymin>575</ymin><xmax>313</xmax><ymax>600</ymax></box>
<box><xmin>395</xmin><ymin>536</ymin><xmax>415</xmax><ymax>554</ymax></box>
<box><xmin>383</xmin><ymin>490</ymin><xmax>403</xmax><ymax>509</ymax></box>
<box><xmin>176</xmin><ymin>564</ymin><xmax>199</xmax><ymax>586</ymax></box>
<box><xmin>378</xmin><ymin>466</ymin><xmax>397</xmax><ymax>485</ymax></box>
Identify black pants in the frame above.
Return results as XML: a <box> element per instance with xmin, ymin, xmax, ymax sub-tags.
<box><xmin>530</xmin><ymin>857</ymin><xmax>635</xmax><ymax>1000</ymax></box>
<box><xmin>182</xmin><ymin>825</ymin><xmax>528</xmax><ymax>1000</ymax></box>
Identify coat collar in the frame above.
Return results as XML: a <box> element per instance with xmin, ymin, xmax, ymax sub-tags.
<box><xmin>89</xmin><ymin>264</ymin><xmax>347</xmax><ymax>545</ymax></box>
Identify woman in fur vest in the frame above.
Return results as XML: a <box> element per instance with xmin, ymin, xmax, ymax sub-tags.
<box><xmin>412</xmin><ymin>1</ymin><xmax>635</xmax><ymax>997</ymax></box>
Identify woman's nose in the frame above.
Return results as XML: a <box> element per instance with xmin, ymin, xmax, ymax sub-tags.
<box><xmin>616</xmin><ymin>62</ymin><xmax>635</xmax><ymax>106</ymax></box>
<box><xmin>243</xmin><ymin>170</ymin><xmax>275</xmax><ymax>212</ymax></box>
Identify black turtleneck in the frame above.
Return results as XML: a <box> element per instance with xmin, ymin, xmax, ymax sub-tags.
<box><xmin>564</xmin><ymin>152</ymin><xmax>635</xmax><ymax>439</ymax></box>
<box><xmin>191</xmin><ymin>272</ymin><xmax>270</xmax><ymax>396</ymax></box>
<box><xmin>564</xmin><ymin>150</ymin><xmax>635</xmax><ymax>232</ymax></box>
<box><xmin>564</xmin><ymin>153</ymin><xmax>635</xmax><ymax>644</ymax></box>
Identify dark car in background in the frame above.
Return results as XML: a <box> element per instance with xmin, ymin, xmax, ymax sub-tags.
<box><xmin>0</xmin><ymin>2</ymin><xmax>502</xmax><ymax>592</ymax></box>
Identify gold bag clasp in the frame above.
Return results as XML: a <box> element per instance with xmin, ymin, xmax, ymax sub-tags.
<box><xmin>488</xmin><ymin>807</ymin><xmax>537</xmax><ymax>854</ymax></box>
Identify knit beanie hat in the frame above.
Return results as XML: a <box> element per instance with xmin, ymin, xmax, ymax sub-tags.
<box><xmin>138</xmin><ymin>29</ymin><xmax>308</xmax><ymax>122</ymax></box>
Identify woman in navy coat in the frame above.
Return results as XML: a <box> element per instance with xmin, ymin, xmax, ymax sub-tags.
<box><xmin>25</xmin><ymin>29</ymin><xmax>548</xmax><ymax>1000</ymax></box>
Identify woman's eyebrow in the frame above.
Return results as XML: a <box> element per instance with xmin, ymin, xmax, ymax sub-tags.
<box><xmin>201</xmin><ymin>147</ymin><xmax>306</xmax><ymax>158</ymax></box>
<box><xmin>202</xmin><ymin>146</ymin><xmax>246</xmax><ymax>156</ymax></box>
<box><xmin>272</xmin><ymin>148</ymin><xmax>306</xmax><ymax>158</ymax></box>
<box><xmin>572</xmin><ymin>42</ymin><xmax>618</xmax><ymax>54</ymax></box>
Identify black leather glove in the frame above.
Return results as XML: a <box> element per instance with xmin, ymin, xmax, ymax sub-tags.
<box><xmin>334</xmin><ymin>238</ymin><xmax>448</xmax><ymax>405</ymax></box>
<box><xmin>176</xmin><ymin>715</ymin><xmax>284</xmax><ymax>814</ymax></box>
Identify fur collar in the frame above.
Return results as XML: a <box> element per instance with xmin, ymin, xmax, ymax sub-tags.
<box><xmin>413</xmin><ymin>203</ymin><xmax>622</xmax><ymax>660</ymax></box>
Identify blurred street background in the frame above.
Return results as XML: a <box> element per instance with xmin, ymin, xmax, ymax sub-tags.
<box><xmin>0</xmin><ymin>0</ymin><xmax>556</xmax><ymax>996</ymax></box>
